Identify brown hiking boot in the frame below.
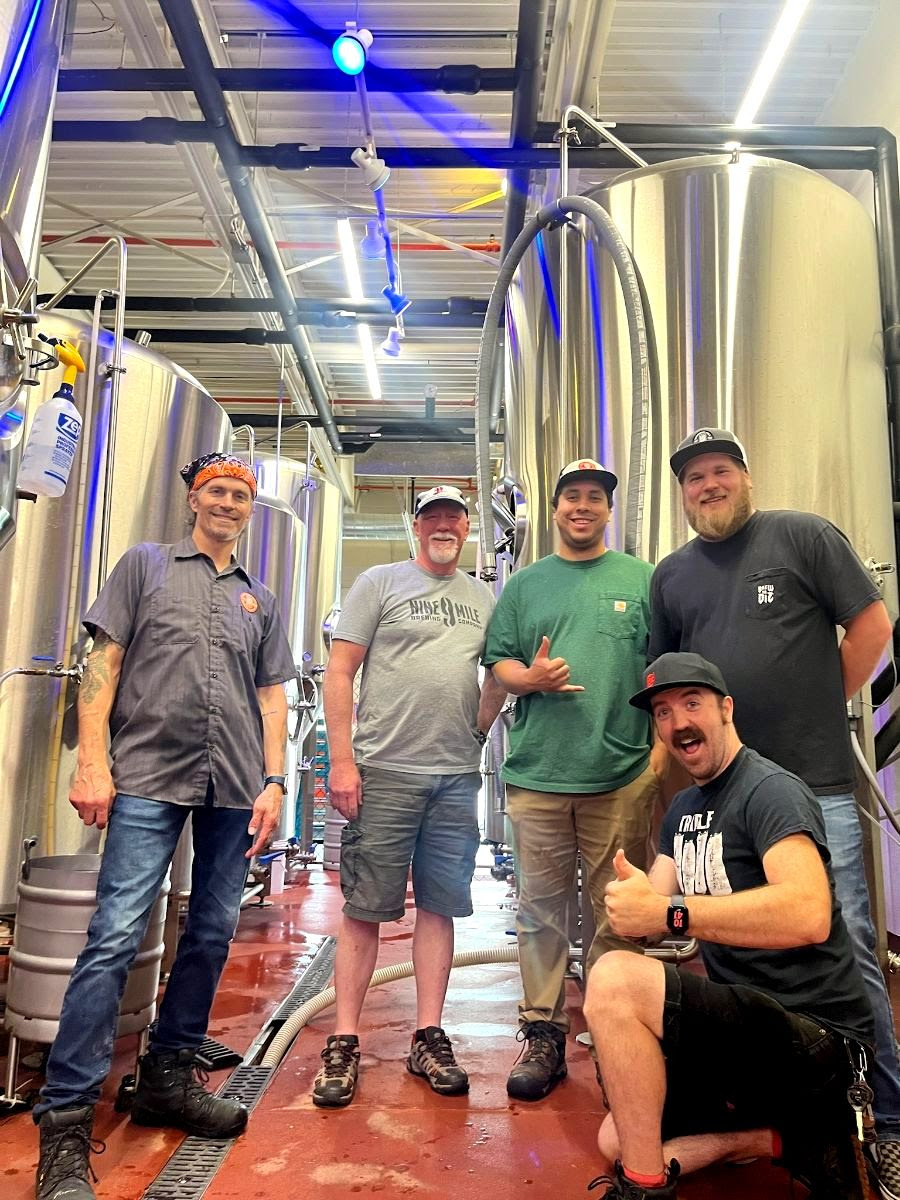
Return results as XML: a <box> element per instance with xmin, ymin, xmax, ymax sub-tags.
<box><xmin>312</xmin><ymin>1034</ymin><xmax>360</xmax><ymax>1108</ymax></box>
<box><xmin>406</xmin><ymin>1026</ymin><xmax>469</xmax><ymax>1095</ymax></box>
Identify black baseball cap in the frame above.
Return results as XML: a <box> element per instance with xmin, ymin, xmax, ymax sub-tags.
<box><xmin>670</xmin><ymin>428</ymin><xmax>749</xmax><ymax>479</ymax></box>
<box><xmin>629</xmin><ymin>652</ymin><xmax>729</xmax><ymax>711</ymax></box>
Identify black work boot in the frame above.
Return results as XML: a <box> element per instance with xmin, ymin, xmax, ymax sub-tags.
<box><xmin>506</xmin><ymin>1020</ymin><xmax>567</xmax><ymax>1100</ymax></box>
<box><xmin>36</xmin><ymin>1105</ymin><xmax>103</xmax><ymax>1200</ymax></box>
<box><xmin>587</xmin><ymin>1160</ymin><xmax>681</xmax><ymax>1198</ymax></box>
<box><xmin>130</xmin><ymin>1049</ymin><xmax>248</xmax><ymax>1138</ymax></box>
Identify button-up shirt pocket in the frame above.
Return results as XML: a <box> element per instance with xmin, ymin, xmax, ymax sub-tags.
<box><xmin>150</xmin><ymin>594</ymin><xmax>200</xmax><ymax>645</ymax></box>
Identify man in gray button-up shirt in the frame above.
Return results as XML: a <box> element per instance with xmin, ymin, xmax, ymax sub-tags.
<box><xmin>35</xmin><ymin>454</ymin><xmax>296</xmax><ymax>1200</ymax></box>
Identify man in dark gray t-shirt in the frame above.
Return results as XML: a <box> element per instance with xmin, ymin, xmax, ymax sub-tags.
<box><xmin>312</xmin><ymin>484</ymin><xmax>507</xmax><ymax>1110</ymax></box>
<box><xmin>648</xmin><ymin>429</ymin><xmax>900</xmax><ymax>1191</ymax></box>
<box><xmin>35</xmin><ymin>454</ymin><xmax>295</xmax><ymax>1200</ymax></box>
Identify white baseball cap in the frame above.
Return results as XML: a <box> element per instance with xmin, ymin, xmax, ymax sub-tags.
<box><xmin>554</xmin><ymin>457</ymin><xmax>618</xmax><ymax>498</ymax></box>
<box><xmin>413</xmin><ymin>484</ymin><xmax>469</xmax><ymax>516</ymax></box>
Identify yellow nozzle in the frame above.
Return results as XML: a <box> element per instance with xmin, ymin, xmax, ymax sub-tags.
<box><xmin>56</xmin><ymin>339</ymin><xmax>86</xmax><ymax>387</ymax></box>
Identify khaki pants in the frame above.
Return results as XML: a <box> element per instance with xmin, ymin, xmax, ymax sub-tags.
<box><xmin>506</xmin><ymin>764</ymin><xmax>659</xmax><ymax>1033</ymax></box>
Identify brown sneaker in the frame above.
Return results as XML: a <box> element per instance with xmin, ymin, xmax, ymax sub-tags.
<box><xmin>406</xmin><ymin>1026</ymin><xmax>469</xmax><ymax>1095</ymax></box>
<box><xmin>312</xmin><ymin>1034</ymin><xmax>360</xmax><ymax>1108</ymax></box>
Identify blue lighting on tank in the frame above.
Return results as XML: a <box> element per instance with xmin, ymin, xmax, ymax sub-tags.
<box><xmin>535</xmin><ymin>232</ymin><xmax>560</xmax><ymax>341</ymax></box>
<box><xmin>0</xmin><ymin>0</ymin><xmax>47</xmax><ymax>121</ymax></box>
<box><xmin>332</xmin><ymin>31</ymin><xmax>367</xmax><ymax>75</ymax></box>
<box><xmin>586</xmin><ymin>239</ymin><xmax>611</xmax><ymax>469</ymax></box>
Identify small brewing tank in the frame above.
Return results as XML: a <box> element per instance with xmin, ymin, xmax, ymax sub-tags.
<box><xmin>5</xmin><ymin>854</ymin><xmax>170</xmax><ymax>1044</ymax></box>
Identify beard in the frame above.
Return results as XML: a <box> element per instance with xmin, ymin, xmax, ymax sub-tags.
<box><xmin>685</xmin><ymin>480</ymin><xmax>753</xmax><ymax>541</ymax></box>
<box><xmin>426</xmin><ymin>536</ymin><xmax>461</xmax><ymax>565</ymax></box>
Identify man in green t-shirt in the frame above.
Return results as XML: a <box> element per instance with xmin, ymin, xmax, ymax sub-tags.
<box><xmin>483</xmin><ymin>458</ymin><xmax>659</xmax><ymax>1102</ymax></box>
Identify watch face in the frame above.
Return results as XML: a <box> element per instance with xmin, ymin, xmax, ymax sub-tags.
<box><xmin>667</xmin><ymin>904</ymin><xmax>689</xmax><ymax>934</ymax></box>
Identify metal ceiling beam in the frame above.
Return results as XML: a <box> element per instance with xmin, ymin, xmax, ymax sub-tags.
<box><xmin>120</xmin><ymin>317</ymin><xmax>487</xmax><ymax>342</ymax></box>
<box><xmin>57</xmin><ymin>66</ymin><xmax>517</xmax><ymax>94</ymax></box>
<box><xmin>501</xmin><ymin>0</ymin><xmax>551</xmax><ymax>256</ymax></box>
<box><xmin>155</xmin><ymin>0</ymin><xmax>341</xmax><ymax>453</ymax></box>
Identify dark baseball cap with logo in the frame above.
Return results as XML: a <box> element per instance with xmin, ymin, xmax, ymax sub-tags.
<box><xmin>629</xmin><ymin>652</ymin><xmax>730</xmax><ymax>711</ymax></box>
<box><xmin>554</xmin><ymin>457</ymin><xmax>618</xmax><ymax>499</ymax></box>
<box><xmin>670</xmin><ymin>428</ymin><xmax>749</xmax><ymax>479</ymax></box>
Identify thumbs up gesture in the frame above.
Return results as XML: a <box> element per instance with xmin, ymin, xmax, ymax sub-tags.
<box><xmin>527</xmin><ymin>635</ymin><xmax>585</xmax><ymax>694</ymax></box>
<box><xmin>604</xmin><ymin>849</ymin><xmax>667</xmax><ymax>938</ymax></box>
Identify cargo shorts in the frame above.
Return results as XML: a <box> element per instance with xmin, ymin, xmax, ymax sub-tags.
<box><xmin>339</xmin><ymin>765</ymin><xmax>481</xmax><ymax>923</ymax></box>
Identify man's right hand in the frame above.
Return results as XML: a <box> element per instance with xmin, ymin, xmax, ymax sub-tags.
<box><xmin>329</xmin><ymin>759</ymin><xmax>363</xmax><ymax>820</ymax></box>
<box><xmin>526</xmin><ymin>636</ymin><xmax>585</xmax><ymax>694</ymax></box>
<box><xmin>69</xmin><ymin>761</ymin><xmax>116</xmax><ymax>829</ymax></box>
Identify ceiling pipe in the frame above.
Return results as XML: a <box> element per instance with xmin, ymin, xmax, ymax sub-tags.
<box><xmin>48</xmin><ymin>122</ymin><xmax>878</xmax><ymax>172</ymax></box>
<box><xmin>155</xmin><ymin>0</ymin><xmax>341</xmax><ymax>453</ymax></box>
<box><xmin>38</xmin><ymin>294</ymin><xmax>490</xmax><ymax>317</ymax></box>
<box><xmin>57</xmin><ymin>66</ymin><xmax>518</xmax><ymax>94</ymax></box>
<box><xmin>501</xmin><ymin>0</ymin><xmax>551</xmax><ymax>257</ymax></box>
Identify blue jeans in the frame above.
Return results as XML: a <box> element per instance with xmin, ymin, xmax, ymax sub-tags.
<box><xmin>818</xmin><ymin>792</ymin><xmax>900</xmax><ymax>1141</ymax></box>
<box><xmin>35</xmin><ymin>792</ymin><xmax>251</xmax><ymax>1115</ymax></box>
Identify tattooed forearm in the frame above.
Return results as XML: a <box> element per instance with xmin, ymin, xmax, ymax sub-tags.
<box><xmin>80</xmin><ymin>633</ymin><xmax>123</xmax><ymax>706</ymax></box>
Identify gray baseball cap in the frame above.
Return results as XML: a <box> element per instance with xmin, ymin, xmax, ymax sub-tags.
<box><xmin>670</xmin><ymin>428</ymin><xmax>749</xmax><ymax>478</ymax></box>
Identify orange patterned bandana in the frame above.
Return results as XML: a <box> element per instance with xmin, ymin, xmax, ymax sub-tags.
<box><xmin>180</xmin><ymin>453</ymin><xmax>257</xmax><ymax>496</ymax></box>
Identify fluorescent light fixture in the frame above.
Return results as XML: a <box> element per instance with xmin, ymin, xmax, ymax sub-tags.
<box><xmin>734</xmin><ymin>0</ymin><xmax>813</xmax><ymax>126</ymax></box>
<box><xmin>0</xmin><ymin>0</ymin><xmax>47</xmax><ymax>121</ymax></box>
<box><xmin>338</xmin><ymin>218</ymin><xmax>382</xmax><ymax>400</ymax></box>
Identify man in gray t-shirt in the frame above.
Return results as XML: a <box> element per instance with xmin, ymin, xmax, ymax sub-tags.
<box><xmin>312</xmin><ymin>485</ymin><xmax>506</xmax><ymax>1109</ymax></box>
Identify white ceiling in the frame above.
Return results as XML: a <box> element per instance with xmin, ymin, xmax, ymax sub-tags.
<box><xmin>44</xmin><ymin>0</ymin><xmax>884</xmax><ymax>463</ymax></box>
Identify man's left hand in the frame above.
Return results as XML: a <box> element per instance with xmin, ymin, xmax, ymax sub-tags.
<box><xmin>604</xmin><ymin>849</ymin><xmax>668</xmax><ymax>938</ymax></box>
<box><xmin>246</xmin><ymin>784</ymin><xmax>283</xmax><ymax>859</ymax></box>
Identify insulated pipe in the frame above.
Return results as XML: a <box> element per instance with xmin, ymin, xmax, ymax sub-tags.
<box><xmin>155</xmin><ymin>0</ymin><xmax>341</xmax><ymax>454</ymax></box>
<box><xmin>476</xmin><ymin>197</ymin><xmax>651</xmax><ymax>579</ymax></box>
<box><xmin>260</xmin><ymin>943</ymin><xmax>519</xmax><ymax>1068</ymax></box>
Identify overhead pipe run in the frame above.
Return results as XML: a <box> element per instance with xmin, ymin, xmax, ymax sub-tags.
<box><xmin>500</xmin><ymin>0</ymin><xmax>551</xmax><ymax>257</ymax></box>
<box><xmin>154</xmin><ymin>0</ymin><xmax>341</xmax><ymax>454</ymax></box>
<box><xmin>40</xmin><ymin>294</ymin><xmax>491</xmax><ymax>319</ymax></box>
<box><xmin>57</xmin><ymin>66</ymin><xmax>518</xmax><ymax>94</ymax></box>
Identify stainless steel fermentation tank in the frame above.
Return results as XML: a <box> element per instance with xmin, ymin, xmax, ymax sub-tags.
<box><xmin>0</xmin><ymin>0</ymin><xmax>71</xmax><ymax>547</ymax></box>
<box><xmin>253</xmin><ymin>453</ymin><xmax>344</xmax><ymax>844</ymax></box>
<box><xmin>505</xmin><ymin>153</ymin><xmax>898</xmax><ymax>606</ymax></box>
<box><xmin>0</xmin><ymin>311</ymin><xmax>231</xmax><ymax>912</ymax></box>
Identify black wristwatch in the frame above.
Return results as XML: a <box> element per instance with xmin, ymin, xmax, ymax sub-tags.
<box><xmin>666</xmin><ymin>895</ymin><xmax>690</xmax><ymax>935</ymax></box>
<box><xmin>264</xmin><ymin>774</ymin><xmax>288</xmax><ymax>794</ymax></box>
<box><xmin>474</xmin><ymin>729</ymin><xmax>488</xmax><ymax>746</ymax></box>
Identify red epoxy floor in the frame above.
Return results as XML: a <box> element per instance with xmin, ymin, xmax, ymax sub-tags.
<box><xmin>2</xmin><ymin>866</ymin><xmax>895</xmax><ymax>1198</ymax></box>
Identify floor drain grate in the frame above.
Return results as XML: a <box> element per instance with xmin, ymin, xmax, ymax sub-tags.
<box><xmin>140</xmin><ymin>938</ymin><xmax>336</xmax><ymax>1199</ymax></box>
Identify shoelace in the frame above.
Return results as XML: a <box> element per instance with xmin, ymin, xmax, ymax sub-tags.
<box><xmin>586</xmin><ymin>1174</ymin><xmax>615</xmax><ymax>1195</ymax></box>
<box><xmin>319</xmin><ymin>1041</ymin><xmax>358</xmax><ymax>1078</ymax></box>
<box><xmin>514</xmin><ymin>1023</ymin><xmax>559</xmax><ymax>1067</ymax></box>
<box><xmin>39</xmin><ymin>1125</ymin><xmax>105</xmax><ymax>1193</ymax></box>
<box><xmin>419</xmin><ymin>1034</ymin><xmax>456</xmax><ymax>1067</ymax></box>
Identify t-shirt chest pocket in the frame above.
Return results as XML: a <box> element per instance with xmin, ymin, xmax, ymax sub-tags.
<box><xmin>743</xmin><ymin>568</ymin><xmax>793</xmax><ymax>619</ymax></box>
<box><xmin>150</xmin><ymin>594</ymin><xmax>199</xmax><ymax>645</ymax></box>
<box><xmin>596</xmin><ymin>592</ymin><xmax>643</xmax><ymax>640</ymax></box>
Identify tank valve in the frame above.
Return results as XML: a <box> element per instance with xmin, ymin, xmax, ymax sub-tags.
<box><xmin>864</xmin><ymin>558</ymin><xmax>895</xmax><ymax>588</ymax></box>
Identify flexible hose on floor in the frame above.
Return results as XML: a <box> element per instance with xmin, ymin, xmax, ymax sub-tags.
<box><xmin>260</xmin><ymin>942</ymin><xmax>520</xmax><ymax>1068</ymax></box>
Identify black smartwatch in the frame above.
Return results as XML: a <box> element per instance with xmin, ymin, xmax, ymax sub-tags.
<box><xmin>264</xmin><ymin>775</ymin><xmax>288</xmax><ymax>794</ymax></box>
<box><xmin>666</xmin><ymin>895</ymin><xmax>690</xmax><ymax>936</ymax></box>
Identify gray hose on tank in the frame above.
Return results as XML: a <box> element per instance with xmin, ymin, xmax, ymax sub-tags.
<box><xmin>260</xmin><ymin>942</ymin><xmax>519</xmax><ymax>1069</ymax></box>
<box><xmin>475</xmin><ymin>196</ymin><xmax>651</xmax><ymax>579</ymax></box>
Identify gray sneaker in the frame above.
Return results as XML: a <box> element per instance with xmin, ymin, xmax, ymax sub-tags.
<box><xmin>312</xmin><ymin>1034</ymin><xmax>360</xmax><ymax>1107</ymax></box>
<box><xmin>36</xmin><ymin>1106</ymin><xmax>102</xmax><ymax>1200</ymax></box>
<box><xmin>406</xmin><ymin>1026</ymin><xmax>469</xmax><ymax>1095</ymax></box>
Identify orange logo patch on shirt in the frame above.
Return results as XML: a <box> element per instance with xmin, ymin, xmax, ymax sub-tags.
<box><xmin>240</xmin><ymin>592</ymin><xmax>259</xmax><ymax>614</ymax></box>
<box><xmin>614</xmin><ymin>600</ymin><xmax>627</xmax><ymax>612</ymax></box>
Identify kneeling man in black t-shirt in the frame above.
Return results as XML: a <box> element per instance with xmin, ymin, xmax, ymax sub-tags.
<box><xmin>583</xmin><ymin>651</ymin><xmax>874</xmax><ymax>1200</ymax></box>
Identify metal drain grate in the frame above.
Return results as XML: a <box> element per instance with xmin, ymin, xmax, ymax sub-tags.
<box><xmin>140</xmin><ymin>938</ymin><xmax>337</xmax><ymax>1199</ymax></box>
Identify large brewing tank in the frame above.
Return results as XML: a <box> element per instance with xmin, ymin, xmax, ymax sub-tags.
<box><xmin>0</xmin><ymin>0</ymin><xmax>71</xmax><ymax>546</ymax></box>
<box><xmin>504</xmin><ymin>152</ymin><xmax>898</xmax><ymax>620</ymax></box>
<box><xmin>253</xmin><ymin>454</ymin><xmax>344</xmax><ymax>843</ymax></box>
<box><xmin>0</xmin><ymin>311</ymin><xmax>231</xmax><ymax>912</ymax></box>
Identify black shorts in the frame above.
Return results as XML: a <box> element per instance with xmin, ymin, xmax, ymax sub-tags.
<box><xmin>659</xmin><ymin>965</ymin><xmax>851</xmax><ymax>1143</ymax></box>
